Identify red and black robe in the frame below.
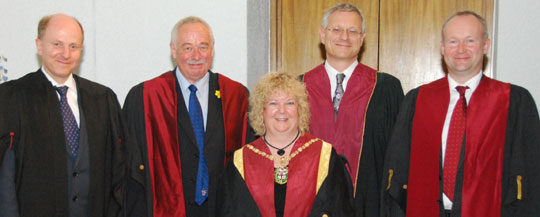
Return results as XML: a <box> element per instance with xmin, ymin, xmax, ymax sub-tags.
<box><xmin>304</xmin><ymin>63</ymin><xmax>404</xmax><ymax>217</ymax></box>
<box><xmin>122</xmin><ymin>70</ymin><xmax>252</xmax><ymax>217</ymax></box>
<box><xmin>381</xmin><ymin>76</ymin><xmax>540</xmax><ymax>217</ymax></box>
<box><xmin>217</xmin><ymin>134</ymin><xmax>354</xmax><ymax>217</ymax></box>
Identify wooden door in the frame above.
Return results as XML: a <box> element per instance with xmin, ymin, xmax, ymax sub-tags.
<box><xmin>379</xmin><ymin>0</ymin><xmax>493</xmax><ymax>91</ymax></box>
<box><xmin>271</xmin><ymin>0</ymin><xmax>379</xmax><ymax>74</ymax></box>
<box><xmin>272</xmin><ymin>0</ymin><xmax>493</xmax><ymax>93</ymax></box>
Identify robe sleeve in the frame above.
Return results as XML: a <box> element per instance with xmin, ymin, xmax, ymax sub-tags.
<box><xmin>122</xmin><ymin>83</ymin><xmax>153</xmax><ymax>217</ymax></box>
<box><xmin>501</xmin><ymin>86</ymin><xmax>540</xmax><ymax>216</ymax></box>
<box><xmin>216</xmin><ymin>158</ymin><xmax>262</xmax><ymax>217</ymax></box>
<box><xmin>309</xmin><ymin>149</ymin><xmax>355</xmax><ymax>217</ymax></box>
<box><xmin>380</xmin><ymin>88</ymin><xmax>418</xmax><ymax>217</ymax></box>
<box><xmin>104</xmin><ymin>88</ymin><xmax>127</xmax><ymax>217</ymax></box>
<box><xmin>0</xmin><ymin>82</ymin><xmax>20</xmax><ymax>217</ymax></box>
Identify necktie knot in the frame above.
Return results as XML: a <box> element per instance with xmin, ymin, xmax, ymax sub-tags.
<box><xmin>55</xmin><ymin>86</ymin><xmax>69</xmax><ymax>96</ymax></box>
<box><xmin>336</xmin><ymin>73</ymin><xmax>345</xmax><ymax>85</ymax></box>
<box><xmin>189</xmin><ymin>84</ymin><xmax>198</xmax><ymax>93</ymax></box>
<box><xmin>456</xmin><ymin>86</ymin><xmax>468</xmax><ymax>97</ymax></box>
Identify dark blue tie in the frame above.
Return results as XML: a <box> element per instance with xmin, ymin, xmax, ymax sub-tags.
<box><xmin>55</xmin><ymin>86</ymin><xmax>80</xmax><ymax>159</ymax></box>
<box><xmin>188</xmin><ymin>85</ymin><xmax>209</xmax><ymax>205</ymax></box>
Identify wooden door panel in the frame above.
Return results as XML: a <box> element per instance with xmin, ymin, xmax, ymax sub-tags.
<box><xmin>272</xmin><ymin>0</ymin><xmax>379</xmax><ymax>75</ymax></box>
<box><xmin>379</xmin><ymin>0</ymin><xmax>493</xmax><ymax>92</ymax></box>
<box><xmin>272</xmin><ymin>0</ymin><xmax>493</xmax><ymax>93</ymax></box>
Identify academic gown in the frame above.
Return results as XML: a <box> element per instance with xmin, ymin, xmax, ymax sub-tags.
<box><xmin>303</xmin><ymin>63</ymin><xmax>404</xmax><ymax>217</ymax></box>
<box><xmin>381</xmin><ymin>76</ymin><xmax>540</xmax><ymax>217</ymax></box>
<box><xmin>0</xmin><ymin>70</ymin><xmax>125</xmax><ymax>217</ymax></box>
<box><xmin>122</xmin><ymin>70</ymin><xmax>252</xmax><ymax>217</ymax></box>
<box><xmin>216</xmin><ymin>134</ymin><xmax>354</xmax><ymax>217</ymax></box>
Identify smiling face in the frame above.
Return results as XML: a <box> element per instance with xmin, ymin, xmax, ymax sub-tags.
<box><xmin>441</xmin><ymin>14</ymin><xmax>490</xmax><ymax>83</ymax></box>
<box><xmin>36</xmin><ymin>14</ymin><xmax>84</xmax><ymax>84</ymax></box>
<box><xmin>263</xmin><ymin>91</ymin><xmax>299</xmax><ymax>137</ymax></box>
<box><xmin>319</xmin><ymin>11</ymin><xmax>366</xmax><ymax>65</ymax></box>
<box><xmin>170</xmin><ymin>22</ymin><xmax>214</xmax><ymax>84</ymax></box>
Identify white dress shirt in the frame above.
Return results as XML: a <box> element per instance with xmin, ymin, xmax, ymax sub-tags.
<box><xmin>441</xmin><ymin>72</ymin><xmax>483</xmax><ymax>209</ymax></box>
<box><xmin>175</xmin><ymin>68</ymin><xmax>209</xmax><ymax>130</ymax></box>
<box><xmin>325</xmin><ymin>60</ymin><xmax>358</xmax><ymax>99</ymax></box>
<box><xmin>42</xmin><ymin>67</ymin><xmax>80</xmax><ymax>126</ymax></box>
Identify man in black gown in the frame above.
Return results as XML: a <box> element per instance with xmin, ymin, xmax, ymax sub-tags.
<box><xmin>0</xmin><ymin>13</ymin><xmax>125</xmax><ymax>217</ymax></box>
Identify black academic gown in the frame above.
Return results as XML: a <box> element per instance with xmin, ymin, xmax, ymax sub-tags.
<box><xmin>216</xmin><ymin>135</ymin><xmax>354</xmax><ymax>217</ymax></box>
<box><xmin>0</xmin><ymin>69</ymin><xmax>125</xmax><ymax>217</ymax></box>
<box><xmin>381</xmin><ymin>82</ymin><xmax>540</xmax><ymax>217</ymax></box>
<box><xmin>123</xmin><ymin>70</ymin><xmax>253</xmax><ymax>217</ymax></box>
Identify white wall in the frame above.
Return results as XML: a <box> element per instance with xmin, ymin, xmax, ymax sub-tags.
<box><xmin>0</xmin><ymin>0</ymin><xmax>270</xmax><ymax>104</ymax></box>
<box><xmin>2</xmin><ymin>0</ymin><xmax>538</xmax><ymax>109</ymax></box>
<box><xmin>494</xmin><ymin>0</ymin><xmax>540</xmax><ymax>109</ymax></box>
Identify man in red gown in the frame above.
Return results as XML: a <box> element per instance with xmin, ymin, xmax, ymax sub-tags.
<box><xmin>381</xmin><ymin>11</ymin><xmax>540</xmax><ymax>217</ymax></box>
<box><xmin>303</xmin><ymin>3</ymin><xmax>404</xmax><ymax>217</ymax></box>
<box><xmin>122</xmin><ymin>16</ymin><xmax>253</xmax><ymax>217</ymax></box>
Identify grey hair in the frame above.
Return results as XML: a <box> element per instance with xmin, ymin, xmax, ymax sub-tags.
<box><xmin>321</xmin><ymin>2</ymin><xmax>366</xmax><ymax>33</ymax></box>
<box><xmin>442</xmin><ymin>10</ymin><xmax>489</xmax><ymax>41</ymax></box>
<box><xmin>170</xmin><ymin>16</ymin><xmax>214</xmax><ymax>48</ymax></box>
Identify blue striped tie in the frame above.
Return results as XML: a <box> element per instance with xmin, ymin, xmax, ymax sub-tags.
<box><xmin>55</xmin><ymin>86</ymin><xmax>80</xmax><ymax>159</ymax></box>
<box><xmin>188</xmin><ymin>85</ymin><xmax>209</xmax><ymax>205</ymax></box>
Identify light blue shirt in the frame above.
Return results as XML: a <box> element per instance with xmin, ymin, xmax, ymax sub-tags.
<box><xmin>175</xmin><ymin>67</ymin><xmax>209</xmax><ymax>130</ymax></box>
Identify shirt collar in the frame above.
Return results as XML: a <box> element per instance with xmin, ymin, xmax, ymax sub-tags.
<box><xmin>174</xmin><ymin>67</ymin><xmax>210</xmax><ymax>92</ymax></box>
<box><xmin>447</xmin><ymin>71</ymin><xmax>483</xmax><ymax>94</ymax></box>
<box><xmin>41</xmin><ymin>66</ymin><xmax>76</xmax><ymax>90</ymax></box>
<box><xmin>324</xmin><ymin>60</ymin><xmax>358</xmax><ymax>78</ymax></box>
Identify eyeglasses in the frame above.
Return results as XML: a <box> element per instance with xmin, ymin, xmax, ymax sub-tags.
<box><xmin>326</xmin><ymin>27</ymin><xmax>362</xmax><ymax>37</ymax></box>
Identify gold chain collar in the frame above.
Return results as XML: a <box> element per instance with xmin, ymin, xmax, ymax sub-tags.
<box><xmin>245</xmin><ymin>138</ymin><xmax>320</xmax><ymax>184</ymax></box>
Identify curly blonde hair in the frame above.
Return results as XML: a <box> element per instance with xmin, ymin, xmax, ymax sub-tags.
<box><xmin>249</xmin><ymin>72</ymin><xmax>310</xmax><ymax>136</ymax></box>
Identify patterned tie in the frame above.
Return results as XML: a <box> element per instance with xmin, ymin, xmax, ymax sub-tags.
<box><xmin>188</xmin><ymin>85</ymin><xmax>209</xmax><ymax>205</ymax></box>
<box><xmin>333</xmin><ymin>73</ymin><xmax>345</xmax><ymax>121</ymax></box>
<box><xmin>443</xmin><ymin>85</ymin><xmax>469</xmax><ymax>201</ymax></box>
<box><xmin>55</xmin><ymin>86</ymin><xmax>80</xmax><ymax>159</ymax></box>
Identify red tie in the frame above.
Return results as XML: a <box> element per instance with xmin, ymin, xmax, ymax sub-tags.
<box><xmin>443</xmin><ymin>86</ymin><xmax>469</xmax><ymax>201</ymax></box>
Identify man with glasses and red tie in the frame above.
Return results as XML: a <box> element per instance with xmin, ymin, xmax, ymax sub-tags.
<box><xmin>302</xmin><ymin>3</ymin><xmax>404</xmax><ymax>217</ymax></box>
<box><xmin>381</xmin><ymin>11</ymin><xmax>540</xmax><ymax>217</ymax></box>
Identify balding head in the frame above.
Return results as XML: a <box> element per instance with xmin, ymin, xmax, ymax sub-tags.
<box><xmin>38</xmin><ymin>13</ymin><xmax>84</xmax><ymax>42</ymax></box>
<box><xmin>35</xmin><ymin>13</ymin><xmax>84</xmax><ymax>84</ymax></box>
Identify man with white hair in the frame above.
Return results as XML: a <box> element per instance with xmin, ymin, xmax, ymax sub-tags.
<box><xmin>123</xmin><ymin>16</ymin><xmax>253</xmax><ymax>217</ymax></box>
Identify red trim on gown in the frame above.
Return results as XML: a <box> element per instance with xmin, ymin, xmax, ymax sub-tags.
<box><xmin>304</xmin><ymin>63</ymin><xmax>376</xmax><ymax>188</ymax></box>
<box><xmin>243</xmin><ymin>134</ymin><xmax>322</xmax><ymax>217</ymax></box>
<box><xmin>407</xmin><ymin>76</ymin><xmax>510</xmax><ymax>217</ymax></box>
<box><xmin>143</xmin><ymin>71</ymin><xmax>249</xmax><ymax>217</ymax></box>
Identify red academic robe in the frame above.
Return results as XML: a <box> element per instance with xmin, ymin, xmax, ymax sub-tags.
<box><xmin>217</xmin><ymin>134</ymin><xmax>354</xmax><ymax>217</ymax></box>
<box><xmin>304</xmin><ymin>63</ymin><xmax>404</xmax><ymax>217</ymax></box>
<box><xmin>381</xmin><ymin>75</ymin><xmax>540</xmax><ymax>217</ymax></box>
<box><xmin>123</xmin><ymin>70</ymin><xmax>251</xmax><ymax>217</ymax></box>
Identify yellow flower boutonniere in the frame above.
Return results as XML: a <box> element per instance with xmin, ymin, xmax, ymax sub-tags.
<box><xmin>215</xmin><ymin>90</ymin><xmax>221</xmax><ymax>99</ymax></box>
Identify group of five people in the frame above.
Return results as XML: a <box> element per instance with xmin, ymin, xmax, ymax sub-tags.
<box><xmin>1</xmin><ymin>2</ymin><xmax>539</xmax><ymax>217</ymax></box>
